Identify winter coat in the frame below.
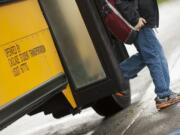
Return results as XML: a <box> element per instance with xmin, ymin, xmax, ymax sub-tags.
<box><xmin>115</xmin><ymin>0</ymin><xmax>159</xmax><ymax>28</ymax></box>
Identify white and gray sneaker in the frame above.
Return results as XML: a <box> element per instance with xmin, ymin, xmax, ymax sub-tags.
<box><xmin>155</xmin><ymin>92</ymin><xmax>180</xmax><ymax>110</ymax></box>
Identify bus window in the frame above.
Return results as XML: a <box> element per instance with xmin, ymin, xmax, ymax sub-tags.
<box><xmin>39</xmin><ymin>0</ymin><xmax>106</xmax><ymax>89</ymax></box>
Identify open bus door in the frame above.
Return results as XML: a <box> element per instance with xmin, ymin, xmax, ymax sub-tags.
<box><xmin>0</xmin><ymin>0</ymin><xmax>131</xmax><ymax>130</ymax></box>
<box><xmin>39</xmin><ymin>0</ymin><xmax>130</xmax><ymax>116</ymax></box>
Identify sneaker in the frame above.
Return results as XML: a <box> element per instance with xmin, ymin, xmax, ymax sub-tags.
<box><xmin>155</xmin><ymin>92</ymin><xmax>180</xmax><ymax>110</ymax></box>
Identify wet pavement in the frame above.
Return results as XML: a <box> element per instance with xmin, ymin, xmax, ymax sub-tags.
<box><xmin>92</xmin><ymin>89</ymin><xmax>180</xmax><ymax>135</ymax></box>
<box><xmin>1</xmin><ymin>0</ymin><xmax>180</xmax><ymax>135</ymax></box>
<box><xmin>92</xmin><ymin>1</ymin><xmax>180</xmax><ymax>134</ymax></box>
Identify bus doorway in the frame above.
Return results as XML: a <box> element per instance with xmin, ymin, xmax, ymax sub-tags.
<box><xmin>39</xmin><ymin>0</ymin><xmax>131</xmax><ymax>116</ymax></box>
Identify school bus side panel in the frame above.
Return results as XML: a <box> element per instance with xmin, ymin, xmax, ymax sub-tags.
<box><xmin>0</xmin><ymin>0</ymin><xmax>64</xmax><ymax>108</ymax></box>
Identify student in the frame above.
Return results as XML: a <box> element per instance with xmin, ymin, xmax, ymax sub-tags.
<box><xmin>115</xmin><ymin>0</ymin><xmax>180</xmax><ymax>110</ymax></box>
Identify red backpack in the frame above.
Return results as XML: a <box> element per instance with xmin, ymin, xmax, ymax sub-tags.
<box><xmin>102</xmin><ymin>0</ymin><xmax>137</xmax><ymax>44</ymax></box>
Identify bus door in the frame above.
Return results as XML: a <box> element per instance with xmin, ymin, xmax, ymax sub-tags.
<box><xmin>39</xmin><ymin>0</ymin><xmax>127</xmax><ymax>107</ymax></box>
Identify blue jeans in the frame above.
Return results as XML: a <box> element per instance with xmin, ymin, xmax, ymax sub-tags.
<box><xmin>119</xmin><ymin>28</ymin><xmax>172</xmax><ymax>98</ymax></box>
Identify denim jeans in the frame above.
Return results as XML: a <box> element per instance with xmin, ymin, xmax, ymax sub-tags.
<box><xmin>119</xmin><ymin>27</ymin><xmax>172</xmax><ymax>98</ymax></box>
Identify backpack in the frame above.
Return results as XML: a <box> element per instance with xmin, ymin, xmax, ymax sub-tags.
<box><xmin>102</xmin><ymin>0</ymin><xmax>138</xmax><ymax>44</ymax></box>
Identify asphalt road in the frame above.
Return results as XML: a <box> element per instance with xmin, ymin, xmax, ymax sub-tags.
<box><xmin>92</xmin><ymin>1</ymin><xmax>180</xmax><ymax>134</ymax></box>
<box><xmin>1</xmin><ymin>0</ymin><xmax>180</xmax><ymax>135</ymax></box>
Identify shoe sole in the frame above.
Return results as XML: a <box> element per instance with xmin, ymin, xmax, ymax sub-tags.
<box><xmin>156</xmin><ymin>98</ymin><xmax>180</xmax><ymax>110</ymax></box>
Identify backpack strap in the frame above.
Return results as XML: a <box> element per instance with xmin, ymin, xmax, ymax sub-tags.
<box><xmin>105</xmin><ymin>0</ymin><xmax>136</xmax><ymax>30</ymax></box>
<box><xmin>108</xmin><ymin>0</ymin><xmax>116</xmax><ymax>6</ymax></box>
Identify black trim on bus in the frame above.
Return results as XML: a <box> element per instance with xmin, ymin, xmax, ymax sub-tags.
<box><xmin>75</xmin><ymin>0</ymin><xmax>125</xmax><ymax>86</ymax></box>
<box><xmin>38</xmin><ymin>0</ymin><xmax>126</xmax><ymax>107</ymax></box>
<box><xmin>0</xmin><ymin>0</ymin><xmax>17</xmax><ymax>4</ymax></box>
<box><xmin>74</xmin><ymin>0</ymin><xmax>127</xmax><ymax>106</ymax></box>
<box><xmin>0</xmin><ymin>73</ymin><xmax>67</xmax><ymax>130</ymax></box>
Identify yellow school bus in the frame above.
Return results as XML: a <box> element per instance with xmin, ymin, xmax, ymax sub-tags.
<box><xmin>0</xmin><ymin>0</ymin><xmax>130</xmax><ymax>130</ymax></box>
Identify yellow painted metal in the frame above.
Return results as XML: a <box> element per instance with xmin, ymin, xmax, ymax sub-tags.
<box><xmin>0</xmin><ymin>0</ymin><xmax>47</xmax><ymax>46</ymax></box>
<box><xmin>0</xmin><ymin>0</ymin><xmax>77</xmax><ymax>108</ymax></box>
<box><xmin>63</xmin><ymin>85</ymin><xmax>77</xmax><ymax>109</ymax></box>
<box><xmin>0</xmin><ymin>30</ymin><xmax>63</xmax><ymax>106</ymax></box>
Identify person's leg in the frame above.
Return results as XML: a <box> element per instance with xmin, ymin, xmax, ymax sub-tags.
<box><xmin>135</xmin><ymin>27</ymin><xmax>172</xmax><ymax>98</ymax></box>
<box><xmin>119</xmin><ymin>53</ymin><xmax>146</xmax><ymax>80</ymax></box>
<box><xmin>155</xmin><ymin>38</ymin><xmax>170</xmax><ymax>87</ymax></box>
<box><xmin>119</xmin><ymin>28</ymin><xmax>180</xmax><ymax>109</ymax></box>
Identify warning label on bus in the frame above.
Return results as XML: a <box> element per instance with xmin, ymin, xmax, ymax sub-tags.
<box><xmin>4</xmin><ymin>44</ymin><xmax>46</xmax><ymax>77</ymax></box>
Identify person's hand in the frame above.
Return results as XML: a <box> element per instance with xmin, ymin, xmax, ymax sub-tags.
<box><xmin>135</xmin><ymin>17</ymin><xmax>147</xmax><ymax>31</ymax></box>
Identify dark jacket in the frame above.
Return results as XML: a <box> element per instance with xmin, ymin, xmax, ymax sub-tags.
<box><xmin>115</xmin><ymin>0</ymin><xmax>159</xmax><ymax>28</ymax></box>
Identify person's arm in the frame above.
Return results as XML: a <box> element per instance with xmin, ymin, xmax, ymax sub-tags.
<box><xmin>115</xmin><ymin>0</ymin><xmax>140</xmax><ymax>26</ymax></box>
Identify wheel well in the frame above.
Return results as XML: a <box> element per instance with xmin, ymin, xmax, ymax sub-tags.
<box><xmin>28</xmin><ymin>92</ymin><xmax>73</xmax><ymax>118</ymax></box>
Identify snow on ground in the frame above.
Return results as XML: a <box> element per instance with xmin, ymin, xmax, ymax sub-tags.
<box><xmin>1</xmin><ymin>108</ymin><xmax>102</xmax><ymax>135</ymax></box>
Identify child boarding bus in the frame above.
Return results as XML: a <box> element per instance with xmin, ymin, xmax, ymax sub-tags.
<box><xmin>0</xmin><ymin>0</ymin><xmax>131</xmax><ymax>130</ymax></box>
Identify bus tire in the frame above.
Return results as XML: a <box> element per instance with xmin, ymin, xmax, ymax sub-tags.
<box><xmin>92</xmin><ymin>88</ymin><xmax>130</xmax><ymax>117</ymax></box>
